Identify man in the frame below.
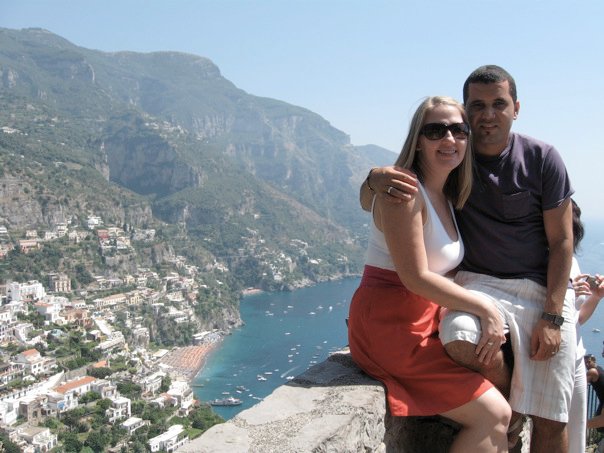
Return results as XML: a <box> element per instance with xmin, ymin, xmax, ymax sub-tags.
<box><xmin>586</xmin><ymin>355</ymin><xmax>604</xmax><ymax>430</ymax></box>
<box><xmin>361</xmin><ymin>65</ymin><xmax>575</xmax><ymax>452</ymax></box>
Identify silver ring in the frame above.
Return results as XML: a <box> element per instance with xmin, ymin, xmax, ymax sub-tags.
<box><xmin>487</xmin><ymin>341</ymin><xmax>494</xmax><ymax>346</ymax></box>
<box><xmin>387</xmin><ymin>186</ymin><xmax>394</xmax><ymax>195</ymax></box>
<box><xmin>551</xmin><ymin>351</ymin><xmax>556</xmax><ymax>355</ymax></box>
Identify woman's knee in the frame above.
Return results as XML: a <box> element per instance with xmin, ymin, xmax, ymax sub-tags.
<box><xmin>443</xmin><ymin>388</ymin><xmax>511</xmax><ymax>431</ymax></box>
<box><xmin>484</xmin><ymin>389</ymin><xmax>512</xmax><ymax>427</ymax></box>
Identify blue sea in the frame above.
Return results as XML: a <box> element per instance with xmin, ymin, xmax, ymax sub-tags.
<box><xmin>192</xmin><ymin>278</ymin><xmax>360</xmax><ymax>420</ymax></box>
<box><xmin>193</xmin><ymin>219</ymin><xmax>604</xmax><ymax>420</ymax></box>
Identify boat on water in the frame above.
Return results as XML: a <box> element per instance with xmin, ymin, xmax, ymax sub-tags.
<box><xmin>593</xmin><ymin>328</ymin><xmax>601</xmax><ymax>333</ymax></box>
<box><xmin>257</xmin><ymin>374</ymin><xmax>267</xmax><ymax>381</ymax></box>
<box><xmin>209</xmin><ymin>396</ymin><xmax>243</xmax><ymax>406</ymax></box>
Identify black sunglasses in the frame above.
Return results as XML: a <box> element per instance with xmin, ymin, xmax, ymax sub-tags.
<box><xmin>420</xmin><ymin>122</ymin><xmax>469</xmax><ymax>140</ymax></box>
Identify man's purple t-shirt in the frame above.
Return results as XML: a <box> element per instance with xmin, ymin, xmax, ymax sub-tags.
<box><xmin>456</xmin><ymin>132</ymin><xmax>574</xmax><ymax>287</ymax></box>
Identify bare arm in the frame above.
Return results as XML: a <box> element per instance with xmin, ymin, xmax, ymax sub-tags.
<box><xmin>376</xmin><ymin>195</ymin><xmax>505</xmax><ymax>363</ymax></box>
<box><xmin>576</xmin><ymin>274</ymin><xmax>604</xmax><ymax>325</ymax></box>
<box><xmin>530</xmin><ymin>198</ymin><xmax>574</xmax><ymax>360</ymax></box>
<box><xmin>587</xmin><ymin>367</ymin><xmax>599</xmax><ymax>383</ymax></box>
<box><xmin>360</xmin><ymin>166</ymin><xmax>419</xmax><ymax>212</ymax></box>
<box><xmin>587</xmin><ymin>414</ymin><xmax>604</xmax><ymax>430</ymax></box>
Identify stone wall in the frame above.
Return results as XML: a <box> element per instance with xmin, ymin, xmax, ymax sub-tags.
<box><xmin>179</xmin><ymin>349</ymin><xmax>529</xmax><ymax>452</ymax></box>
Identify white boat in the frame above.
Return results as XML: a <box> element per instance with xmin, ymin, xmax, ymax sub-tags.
<box><xmin>593</xmin><ymin>328</ymin><xmax>601</xmax><ymax>333</ymax></box>
<box><xmin>209</xmin><ymin>396</ymin><xmax>242</xmax><ymax>406</ymax></box>
<box><xmin>257</xmin><ymin>375</ymin><xmax>267</xmax><ymax>381</ymax></box>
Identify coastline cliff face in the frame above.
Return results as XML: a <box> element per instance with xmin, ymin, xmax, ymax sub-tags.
<box><xmin>0</xmin><ymin>27</ymin><xmax>396</xmax><ymax>333</ymax></box>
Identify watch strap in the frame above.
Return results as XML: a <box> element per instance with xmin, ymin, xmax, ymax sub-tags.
<box><xmin>541</xmin><ymin>312</ymin><xmax>564</xmax><ymax>326</ymax></box>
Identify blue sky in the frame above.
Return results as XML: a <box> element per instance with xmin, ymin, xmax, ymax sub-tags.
<box><xmin>2</xmin><ymin>0</ymin><xmax>603</xmax><ymax>219</ymax></box>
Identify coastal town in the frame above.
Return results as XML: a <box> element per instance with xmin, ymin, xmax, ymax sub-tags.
<box><xmin>0</xmin><ymin>215</ymin><xmax>238</xmax><ymax>452</ymax></box>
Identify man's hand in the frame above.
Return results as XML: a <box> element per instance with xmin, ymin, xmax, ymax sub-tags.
<box><xmin>371</xmin><ymin>166</ymin><xmax>418</xmax><ymax>200</ymax></box>
<box><xmin>530</xmin><ymin>318</ymin><xmax>561</xmax><ymax>360</ymax></box>
<box><xmin>360</xmin><ymin>166</ymin><xmax>419</xmax><ymax>212</ymax></box>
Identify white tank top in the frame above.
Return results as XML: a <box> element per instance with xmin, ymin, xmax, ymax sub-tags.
<box><xmin>365</xmin><ymin>183</ymin><xmax>464</xmax><ymax>276</ymax></box>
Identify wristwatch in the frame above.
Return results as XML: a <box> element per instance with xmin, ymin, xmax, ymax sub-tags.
<box><xmin>541</xmin><ymin>312</ymin><xmax>565</xmax><ymax>327</ymax></box>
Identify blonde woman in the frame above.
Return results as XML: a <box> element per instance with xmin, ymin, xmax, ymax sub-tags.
<box><xmin>348</xmin><ymin>96</ymin><xmax>510</xmax><ymax>452</ymax></box>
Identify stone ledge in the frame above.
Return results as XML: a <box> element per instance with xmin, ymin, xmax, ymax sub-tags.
<box><xmin>179</xmin><ymin>350</ymin><xmax>529</xmax><ymax>452</ymax></box>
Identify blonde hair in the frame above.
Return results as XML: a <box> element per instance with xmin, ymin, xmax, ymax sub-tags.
<box><xmin>394</xmin><ymin>96</ymin><xmax>473</xmax><ymax>209</ymax></box>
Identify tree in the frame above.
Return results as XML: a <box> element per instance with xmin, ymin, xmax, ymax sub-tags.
<box><xmin>43</xmin><ymin>417</ymin><xmax>60</xmax><ymax>429</ymax></box>
<box><xmin>59</xmin><ymin>431</ymin><xmax>83</xmax><ymax>453</ymax></box>
<box><xmin>110</xmin><ymin>424</ymin><xmax>128</xmax><ymax>447</ymax></box>
<box><xmin>95</xmin><ymin>398</ymin><xmax>112</xmax><ymax>411</ymax></box>
<box><xmin>116</xmin><ymin>381</ymin><xmax>141</xmax><ymax>399</ymax></box>
<box><xmin>189</xmin><ymin>406</ymin><xmax>224</xmax><ymax>431</ymax></box>
<box><xmin>61</xmin><ymin>406</ymin><xmax>87</xmax><ymax>429</ymax></box>
<box><xmin>0</xmin><ymin>433</ymin><xmax>22</xmax><ymax>453</ymax></box>
<box><xmin>159</xmin><ymin>375</ymin><xmax>171</xmax><ymax>393</ymax></box>
<box><xmin>84</xmin><ymin>430</ymin><xmax>110</xmax><ymax>452</ymax></box>
<box><xmin>88</xmin><ymin>366</ymin><xmax>113</xmax><ymax>379</ymax></box>
<box><xmin>75</xmin><ymin>263</ymin><xmax>94</xmax><ymax>285</ymax></box>
<box><xmin>79</xmin><ymin>390</ymin><xmax>101</xmax><ymax>404</ymax></box>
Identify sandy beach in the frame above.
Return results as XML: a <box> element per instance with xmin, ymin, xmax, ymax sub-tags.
<box><xmin>242</xmin><ymin>287</ymin><xmax>263</xmax><ymax>296</ymax></box>
<box><xmin>159</xmin><ymin>344</ymin><xmax>217</xmax><ymax>382</ymax></box>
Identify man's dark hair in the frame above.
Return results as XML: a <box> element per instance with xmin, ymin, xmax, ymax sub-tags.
<box><xmin>463</xmin><ymin>65</ymin><xmax>517</xmax><ymax>104</ymax></box>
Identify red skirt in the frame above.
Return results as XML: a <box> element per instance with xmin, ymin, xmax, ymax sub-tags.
<box><xmin>348</xmin><ymin>265</ymin><xmax>492</xmax><ymax>416</ymax></box>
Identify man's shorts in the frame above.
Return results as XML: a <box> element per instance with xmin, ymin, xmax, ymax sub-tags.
<box><xmin>439</xmin><ymin>271</ymin><xmax>576</xmax><ymax>423</ymax></box>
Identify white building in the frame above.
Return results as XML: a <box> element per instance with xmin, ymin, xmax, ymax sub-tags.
<box><xmin>121</xmin><ymin>416</ymin><xmax>147</xmax><ymax>435</ymax></box>
<box><xmin>148</xmin><ymin>424</ymin><xmax>188</xmax><ymax>453</ymax></box>
<box><xmin>0</xmin><ymin>400</ymin><xmax>18</xmax><ymax>425</ymax></box>
<box><xmin>106</xmin><ymin>395</ymin><xmax>131</xmax><ymax>423</ymax></box>
<box><xmin>91</xmin><ymin>379</ymin><xmax>117</xmax><ymax>399</ymax></box>
<box><xmin>87</xmin><ymin>215</ymin><xmax>102</xmax><ymax>229</ymax></box>
<box><xmin>0</xmin><ymin>306</ymin><xmax>15</xmax><ymax>342</ymax></box>
<box><xmin>7</xmin><ymin>280</ymin><xmax>46</xmax><ymax>303</ymax></box>
<box><xmin>167</xmin><ymin>380</ymin><xmax>195</xmax><ymax>416</ymax></box>
<box><xmin>16</xmin><ymin>426</ymin><xmax>57</xmax><ymax>452</ymax></box>
<box><xmin>49</xmin><ymin>375</ymin><xmax>96</xmax><ymax>412</ymax></box>
<box><xmin>13</xmin><ymin>349</ymin><xmax>56</xmax><ymax>376</ymax></box>
<box><xmin>34</xmin><ymin>300</ymin><xmax>64</xmax><ymax>325</ymax></box>
<box><xmin>0</xmin><ymin>362</ymin><xmax>25</xmax><ymax>387</ymax></box>
<box><xmin>139</xmin><ymin>371</ymin><xmax>165</xmax><ymax>395</ymax></box>
<box><xmin>46</xmin><ymin>390</ymin><xmax>73</xmax><ymax>413</ymax></box>
<box><xmin>95</xmin><ymin>331</ymin><xmax>125</xmax><ymax>352</ymax></box>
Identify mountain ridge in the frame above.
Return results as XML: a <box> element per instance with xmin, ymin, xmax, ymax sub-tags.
<box><xmin>0</xmin><ymin>26</ymin><xmax>396</xmax><ymax>301</ymax></box>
